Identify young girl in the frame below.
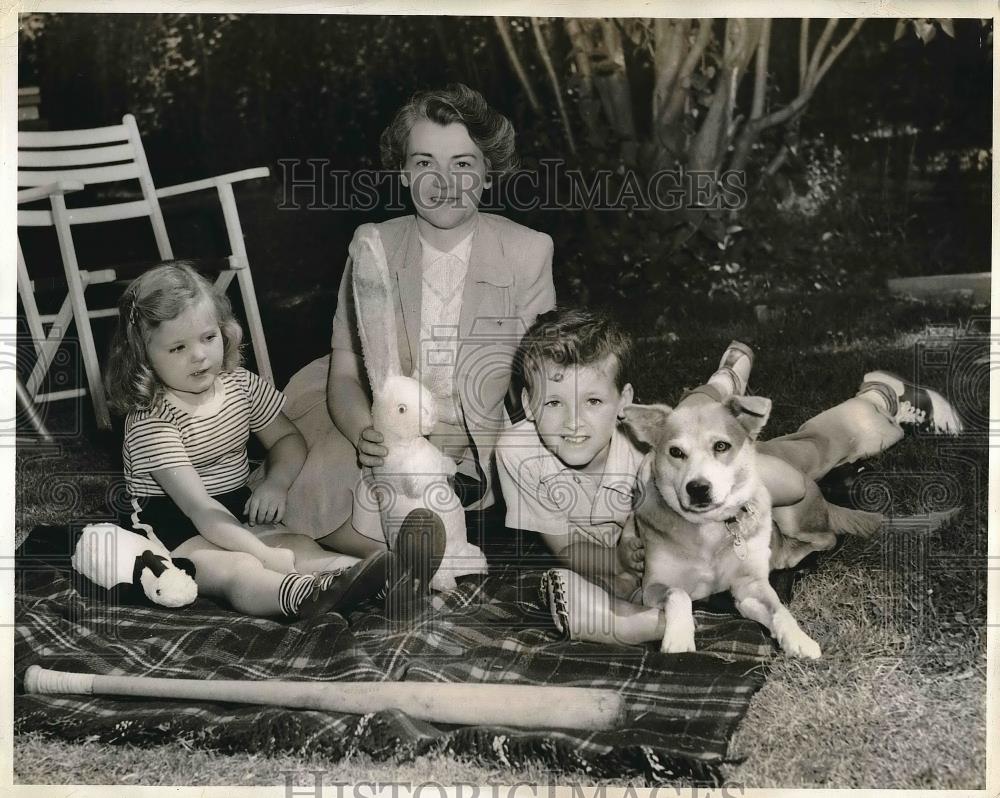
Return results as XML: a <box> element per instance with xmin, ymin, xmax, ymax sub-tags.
<box><xmin>105</xmin><ymin>261</ymin><xmax>399</xmax><ymax>619</ymax></box>
<box><xmin>280</xmin><ymin>83</ymin><xmax>556</xmax><ymax>558</ymax></box>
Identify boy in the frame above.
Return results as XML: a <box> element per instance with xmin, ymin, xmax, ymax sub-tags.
<box><xmin>496</xmin><ymin>308</ymin><xmax>963</xmax><ymax>644</ymax></box>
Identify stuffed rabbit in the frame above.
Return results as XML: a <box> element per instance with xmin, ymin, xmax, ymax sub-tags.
<box><xmin>350</xmin><ymin>224</ymin><xmax>489</xmax><ymax>591</ymax></box>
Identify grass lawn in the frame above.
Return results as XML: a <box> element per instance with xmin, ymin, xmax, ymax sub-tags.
<box><xmin>14</xmin><ymin>290</ymin><xmax>988</xmax><ymax>788</ymax></box>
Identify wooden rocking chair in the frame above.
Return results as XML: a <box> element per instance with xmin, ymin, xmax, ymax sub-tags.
<box><xmin>18</xmin><ymin>113</ymin><xmax>273</xmax><ymax>430</ymax></box>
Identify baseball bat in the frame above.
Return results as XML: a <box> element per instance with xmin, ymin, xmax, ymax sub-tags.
<box><xmin>23</xmin><ymin>665</ymin><xmax>626</xmax><ymax>731</ymax></box>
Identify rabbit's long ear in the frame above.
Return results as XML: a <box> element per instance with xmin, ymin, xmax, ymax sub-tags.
<box><xmin>351</xmin><ymin>224</ymin><xmax>403</xmax><ymax>394</ymax></box>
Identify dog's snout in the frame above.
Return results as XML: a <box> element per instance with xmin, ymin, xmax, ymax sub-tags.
<box><xmin>685</xmin><ymin>479</ymin><xmax>712</xmax><ymax>505</ymax></box>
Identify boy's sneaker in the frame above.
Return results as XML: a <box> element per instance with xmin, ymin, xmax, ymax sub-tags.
<box><xmin>298</xmin><ymin>550</ymin><xmax>393</xmax><ymax>619</ymax></box>
<box><xmin>862</xmin><ymin>370</ymin><xmax>964</xmax><ymax>435</ymax></box>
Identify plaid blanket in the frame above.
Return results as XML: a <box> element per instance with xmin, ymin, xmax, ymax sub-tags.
<box><xmin>15</xmin><ymin>524</ymin><xmax>781</xmax><ymax>786</ymax></box>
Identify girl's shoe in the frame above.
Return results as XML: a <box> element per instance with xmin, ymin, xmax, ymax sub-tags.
<box><xmin>298</xmin><ymin>550</ymin><xmax>394</xmax><ymax>619</ymax></box>
<box><xmin>384</xmin><ymin>509</ymin><xmax>448</xmax><ymax>622</ymax></box>
<box><xmin>392</xmin><ymin>508</ymin><xmax>447</xmax><ymax>593</ymax></box>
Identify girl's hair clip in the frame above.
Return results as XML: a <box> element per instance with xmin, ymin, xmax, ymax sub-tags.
<box><xmin>127</xmin><ymin>296</ymin><xmax>139</xmax><ymax>327</ymax></box>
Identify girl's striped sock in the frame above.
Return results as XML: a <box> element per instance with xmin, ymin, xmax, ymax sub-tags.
<box><xmin>278</xmin><ymin>573</ymin><xmax>316</xmax><ymax>617</ymax></box>
<box><xmin>278</xmin><ymin>569</ymin><xmax>348</xmax><ymax>617</ymax></box>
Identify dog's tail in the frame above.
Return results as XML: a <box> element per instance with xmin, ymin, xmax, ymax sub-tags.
<box><xmin>826</xmin><ymin>502</ymin><xmax>885</xmax><ymax>538</ymax></box>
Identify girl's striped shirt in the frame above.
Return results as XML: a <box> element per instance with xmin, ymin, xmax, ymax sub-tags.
<box><xmin>123</xmin><ymin>368</ymin><xmax>285</xmax><ymax>497</ymax></box>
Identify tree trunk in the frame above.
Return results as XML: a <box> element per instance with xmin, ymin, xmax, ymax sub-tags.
<box><xmin>592</xmin><ymin>19</ymin><xmax>638</xmax><ymax>164</ymax></box>
<box><xmin>494</xmin><ymin>17</ymin><xmax>542</xmax><ymax>114</ymax></box>
<box><xmin>647</xmin><ymin>18</ymin><xmax>713</xmax><ymax>171</ymax></box>
<box><xmin>563</xmin><ymin>19</ymin><xmax>605</xmax><ymax>147</ymax></box>
<box><xmin>662</xmin><ymin>19</ymin><xmax>713</xmax><ymax>127</ymax></box>
<box><xmin>532</xmin><ymin>18</ymin><xmax>577</xmax><ymax>154</ymax></box>
<box><xmin>729</xmin><ymin>19</ymin><xmax>771</xmax><ymax>175</ymax></box>
<box><xmin>688</xmin><ymin>19</ymin><xmax>760</xmax><ymax>175</ymax></box>
<box><xmin>652</xmin><ymin>19</ymin><xmax>687</xmax><ymax>127</ymax></box>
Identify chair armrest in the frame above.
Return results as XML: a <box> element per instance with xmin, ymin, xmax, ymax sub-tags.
<box><xmin>156</xmin><ymin>167</ymin><xmax>271</xmax><ymax>199</ymax></box>
<box><xmin>17</xmin><ymin>180</ymin><xmax>84</xmax><ymax>204</ymax></box>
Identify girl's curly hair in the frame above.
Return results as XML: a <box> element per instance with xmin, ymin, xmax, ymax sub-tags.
<box><xmin>104</xmin><ymin>260</ymin><xmax>243</xmax><ymax>415</ymax></box>
<box><xmin>379</xmin><ymin>83</ymin><xmax>519</xmax><ymax>176</ymax></box>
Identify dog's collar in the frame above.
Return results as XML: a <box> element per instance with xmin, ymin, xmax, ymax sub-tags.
<box><xmin>723</xmin><ymin>502</ymin><xmax>759</xmax><ymax>560</ymax></box>
<box><xmin>723</xmin><ymin>502</ymin><xmax>757</xmax><ymax>526</ymax></box>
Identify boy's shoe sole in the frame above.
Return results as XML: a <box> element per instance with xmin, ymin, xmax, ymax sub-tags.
<box><xmin>298</xmin><ymin>550</ymin><xmax>394</xmax><ymax>619</ymax></box>
<box><xmin>539</xmin><ymin>568</ymin><xmax>572</xmax><ymax>640</ymax></box>
<box><xmin>863</xmin><ymin>370</ymin><xmax>964</xmax><ymax>435</ymax></box>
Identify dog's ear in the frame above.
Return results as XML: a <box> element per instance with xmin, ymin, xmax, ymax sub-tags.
<box><xmin>725</xmin><ymin>395</ymin><xmax>772</xmax><ymax>440</ymax></box>
<box><xmin>620</xmin><ymin>404</ymin><xmax>672</xmax><ymax>449</ymax></box>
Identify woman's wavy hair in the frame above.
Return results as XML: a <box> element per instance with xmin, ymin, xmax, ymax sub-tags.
<box><xmin>104</xmin><ymin>260</ymin><xmax>243</xmax><ymax>414</ymax></box>
<box><xmin>379</xmin><ymin>83</ymin><xmax>519</xmax><ymax>176</ymax></box>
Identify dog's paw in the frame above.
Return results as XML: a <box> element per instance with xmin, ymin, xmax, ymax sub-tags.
<box><xmin>780</xmin><ymin>629</ymin><xmax>822</xmax><ymax>659</ymax></box>
<box><xmin>660</xmin><ymin>624</ymin><xmax>697</xmax><ymax>654</ymax></box>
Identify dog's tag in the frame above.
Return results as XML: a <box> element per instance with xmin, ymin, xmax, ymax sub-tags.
<box><xmin>730</xmin><ymin>530</ymin><xmax>747</xmax><ymax>560</ymax></box>
<box><xmin>725</xmin><ymin>511</ymin><xmax>749</xmax><ymax>561</ymax></box>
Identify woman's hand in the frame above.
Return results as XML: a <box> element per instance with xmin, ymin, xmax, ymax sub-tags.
<box><xmin>244</xmin><ymin>478</ymin><xmax>288</xmax><ymax>526</ymax></box>
<box><xmin>357</xmin><ymin>426</ymin><xmax>388</xmax><ymax>468</ymax></box>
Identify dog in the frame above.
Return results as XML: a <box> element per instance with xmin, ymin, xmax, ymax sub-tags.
<box><xmin>620</xmin><ymin>394</ymin><xmax>822</xmax><ymax>659</ymax></box>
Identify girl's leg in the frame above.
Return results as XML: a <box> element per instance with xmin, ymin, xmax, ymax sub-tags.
<box><xmin>315</xmin><ymin>519</ymin><xmax>387</xmax><ymax>558</ymax></box>
<box><xmin>173</xmin><ymin>536</ymin><xmax>389</xmax><ymax>618</ymax></box>
<box><xmin>255</xmin><ymin>529</ymin><xmax>361</xmax><ymax>573</ymax></box>
<box><xmin>173</xmin><ymin>537</ymin><xmax>285</xmax><ymax>616</ymax></box>
<box><xmin>314</xmin><ymin>471</ymin><xmax>390</xmax><ymax>557</ymax></box>
<box><xmin>542</xmin><ymin>569</ymin><xmax>665</xmax><ymax>646</ymax></box>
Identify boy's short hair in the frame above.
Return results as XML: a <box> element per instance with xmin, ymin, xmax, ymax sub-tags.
<box><xmin>516</xmin><ymin>308</ymin><xmax>634</xmax><ymax>400</ymax></box>
<box><xmin>380</xmin><ymin>83</ymin><xmax>518</xmax><ymax>176</ymax></box>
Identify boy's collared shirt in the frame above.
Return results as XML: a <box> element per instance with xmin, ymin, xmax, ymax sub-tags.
<box><xmin>497</xmin><ymin>419</ymin><xmax>643</xmax><ymax>547</ymax></box>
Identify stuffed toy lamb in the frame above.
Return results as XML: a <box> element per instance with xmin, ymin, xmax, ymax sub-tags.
<box><xmin>71</xmin><ymin>522</ymin><xmax>198</xmax><ymax>607</ymax></box>
<box><xmin>350</xmin><ymin>224</ymin><xmax>488</xmax><ymax>591</ymax></box>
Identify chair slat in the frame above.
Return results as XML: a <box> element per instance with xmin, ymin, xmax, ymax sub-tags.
<box><xmin>17</xmin><ymin>162</ymin><xmax>142</xmax><ymax>187</ymax></box>
<box><xmin>17</xmin><ymin>199</ymin><xmax>154</xmax><ymax>228</ymax></box>
<box><xmin>35</xmin><ymin>388</ymin><xmax>88</xmax><ymax>402</ymax></box>
<box><xmin>20</xmin><ymin>124</ymin><xmax>129</xmax><ymax>148</ymax></box>
<box><xmin>17</xmin><ymin>209</ymin><xmax>53</xmax><ymax>227</ymax></box>
<box><xmin>19</xmin><ymin>143</ymin><xmax>136</xmax><ymax>168</ymax></box>
<box><xmin>68</xmin><ymin>200</ymin><xmax>154</xmax><ymax>225</ymax></box>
